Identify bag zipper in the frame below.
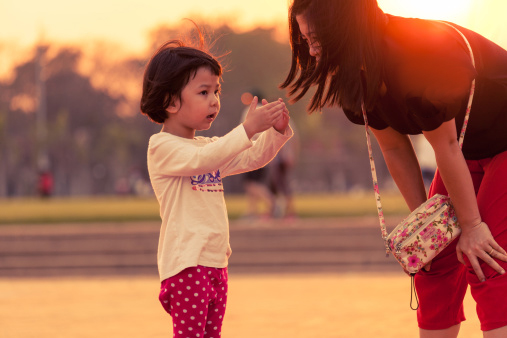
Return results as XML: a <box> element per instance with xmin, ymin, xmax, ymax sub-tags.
<box><xmin>387</xmin><ymin>203</ymin><xmax>449</xmax><ymax>254</ymax></box>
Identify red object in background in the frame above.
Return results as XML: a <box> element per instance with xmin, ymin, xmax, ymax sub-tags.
<box><xmin>38</xmin><ymin>171</ymin><xmax>53</xmax><ymax>197</ymax></box>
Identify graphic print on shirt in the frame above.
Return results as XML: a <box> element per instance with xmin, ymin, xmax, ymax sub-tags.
<box><xmin>190</xmin><ymin>169</ymin><xmax>224</xmax><ymax>192</ymax></box>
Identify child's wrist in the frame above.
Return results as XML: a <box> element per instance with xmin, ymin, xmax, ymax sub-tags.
<box><xmin>242</xmin><ymin>122</ymin><xmax>255</xmax><ymax>139</ymax></box>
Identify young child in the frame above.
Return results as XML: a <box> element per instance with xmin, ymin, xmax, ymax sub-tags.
<box><xmin>140</xmin><ymin>38</ymin><xmax>292</xmax><ymax>338</ymax></box>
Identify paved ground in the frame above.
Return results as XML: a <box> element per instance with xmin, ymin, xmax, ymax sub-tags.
<box><xmin>0</xmin><ymin>216</ymin><xmax>403</xmax><ymax>278</ymax></box>
<box><xmin>0</xmin><ymin>217</ymin><xmax>483</xmax><ymax>337</ymax></box>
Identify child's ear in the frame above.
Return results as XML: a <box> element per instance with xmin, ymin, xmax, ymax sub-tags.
<box><xmin>166</xmin><ymin>97</ymin><xmax>180</xmax><ymax>114</ymax></box>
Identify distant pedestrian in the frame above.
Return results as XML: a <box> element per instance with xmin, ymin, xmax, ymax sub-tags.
<box><xmin>239</xmin><ymin>90</ymin><xmax>275</xmax><ymax>220</ymax></box>
<box><xmin>268</xmin><ymin>120</ymin><xmax>299</xmax><ymax>219</ymax></box>
<box><xmin>414</xmin><ymin>135</ymin><xmax>437</xmax><ymax>189</ymax></box>
<box><xmin>37</xmin><ymin>171</ymin><xmax>53</xmax><ymax>198</ymax></box>
<box><xmin>140</xmin><ymin>26</ymin><xmax>292</xmax><ymax>338</ymax></box>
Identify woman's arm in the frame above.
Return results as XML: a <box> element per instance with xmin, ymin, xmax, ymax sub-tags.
<box><xmin>370</xmin><ymin>126</ymin><xmax>427</xmax><ymax>211</ymax></box>
<box><xmin>423</xmin><ymin>119</ymin><xmax>506</xmax><ymax>280</ymax></box>
<box><xmin>422</xmin><ymin>120</ymin><xmax>479</xmax><ymax>226</ymax></box>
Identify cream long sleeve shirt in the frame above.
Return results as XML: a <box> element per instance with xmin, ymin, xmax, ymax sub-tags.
<box><xmin>148</xmin><ymin>124</ymin><xmax>293</xmax><ymax>281</ymax></box>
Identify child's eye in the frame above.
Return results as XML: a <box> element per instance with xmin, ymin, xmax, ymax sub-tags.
<box><xmin>199</xmin><ymin>90</ymin><xmax>208</xmax><ymax>95</ymax></box>
<box><xmin>214</xmin><ymin>89</ymin><xmax>221</xmax><ymax>96</ymax></box>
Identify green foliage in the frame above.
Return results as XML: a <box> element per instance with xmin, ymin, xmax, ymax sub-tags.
<box><xmin>0</xmin><ymin>197</ymin><xmax>161</xmax><ymax>224</ymax></box>
<box><xmin>0</xmin><ymin>193</ymin><xmax>408</xmax><ymax>224</ymax></box>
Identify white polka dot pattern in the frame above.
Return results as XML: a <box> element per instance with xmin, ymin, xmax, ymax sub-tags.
<box><xmin>159</xmin><ymin>266</ymin><xmax>228</xmax><ymax>338</ymax></box>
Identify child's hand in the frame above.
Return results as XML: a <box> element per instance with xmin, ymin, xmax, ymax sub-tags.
<box><xmin>242</xmin><ymin>96</ymin><xmax>285</xmax><ymax>139</ymax></box>
<box><xmin>265</xmin><ymin>98</ymin><xmax>290</xmax><ymax>133</ymax></box>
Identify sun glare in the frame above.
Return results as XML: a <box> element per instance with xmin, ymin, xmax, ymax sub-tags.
<box><xmin>378</xmin><ymin>0</ymin><xmax>473</xmax><ymax>22</ymax></box>
<box><xmin>378</xmin><ymin>0</ymin><xmax>507</xmax><ymax>49</ymax></box>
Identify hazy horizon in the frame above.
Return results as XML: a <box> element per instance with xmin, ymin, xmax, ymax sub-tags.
<box><xmin>2</xmin><ymin>0</ymin><xmax>507</xmax><ymax>79</ymax></box>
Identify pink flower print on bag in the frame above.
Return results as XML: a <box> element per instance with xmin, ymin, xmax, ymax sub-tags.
<box><xmin>407</xmin><ymin>255</ymin><xmax>421</xmax><ymax>269</ymax></box>
<box><xmin>386</xmin><ymin>194</ymin><xmax>461</xmax><ymax>275</ymax></box>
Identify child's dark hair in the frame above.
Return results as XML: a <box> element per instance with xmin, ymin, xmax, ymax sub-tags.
<box><xmin>140</xmin><ymin>35</ymin><xmax>222</xmax><ymax>124</ymax></box>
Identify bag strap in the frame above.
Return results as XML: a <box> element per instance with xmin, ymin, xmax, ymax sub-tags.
<box><xmin>362</xmin><ymin>21</ymin><xmax>476</xmax><ymax>255</ymax></box>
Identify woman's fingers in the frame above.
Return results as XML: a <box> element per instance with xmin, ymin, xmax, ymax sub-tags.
<box><xmin>457</xmin><ymin>222</ymin><xmax>507</xmax><ymax>281</ymax></box>
<box><xmin>468</xmin><ymin>255</ymin><xmax>486</xmax><ymax>282</ymax></box>
<box><xmin>491</xmin><ymin>242</ymin><xmax>507</xmax><ymax>256</ymax></box>
<box><xmin>459</xmin><ymin>244</ymin><xmax>506</xmax><ymax>282</ymax></box>
<box><xmin>456</xmin><ymin>247</ymin><xmax>465</xmax><ymax>265</ymax></box>
<box><xmin>483</xmin><ymin>237</ymin><xmax>507</xmax><ymax>271</ymax></box>
<box><xmin>476</xmin><ymin>247</ymin><xmax>506</xmax><ymax>280</ymax></box>
<box><xmin>488</xmin><ymin>244</ymin><xmax>507</xmax><ymax>264</ymax></box>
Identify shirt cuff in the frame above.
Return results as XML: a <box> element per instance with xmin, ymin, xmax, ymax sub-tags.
<box><xmin>270</xmin><ymin>125</ymin><xmax>294</xmax><ymax>139</ymax></box>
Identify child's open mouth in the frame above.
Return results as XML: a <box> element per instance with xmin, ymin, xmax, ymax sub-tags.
<box><xmin>207</xmin><ymin>113</ymin><xmax>216</xmax><ymax>120</ymax></box>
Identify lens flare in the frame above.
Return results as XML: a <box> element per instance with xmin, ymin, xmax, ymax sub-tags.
<box><xmin>378</xmin><ymin>0</ymin><xmax>473</xmax><ymax>22</ymax></box>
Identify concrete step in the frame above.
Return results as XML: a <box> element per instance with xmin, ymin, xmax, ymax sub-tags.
<box><xmin>0</xmin><ymin>217</ymin><xmax>404</xmax><ymax>277</ymax></box>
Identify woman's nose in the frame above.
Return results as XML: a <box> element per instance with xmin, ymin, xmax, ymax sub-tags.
<box><xmin>309</xmin><ymin>45</ymin><xmax>320</xmax><ymax>57</ymax></box>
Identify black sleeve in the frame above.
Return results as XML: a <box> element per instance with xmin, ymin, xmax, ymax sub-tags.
<box><xmin>405</xmin><ymin>96</ymin><xmax>460</xmax><ymax>131</ymax></box>
<box><xmin>343</xmin><ymin>108</ymin><xmax>389</xmax><ymax>130</ymax></box>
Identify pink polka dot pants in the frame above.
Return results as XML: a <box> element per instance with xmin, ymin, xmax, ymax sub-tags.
<box><xmin>159</xmin><ymin>266</ymin><xmax>228</xmax><ymax>338</ymax></box>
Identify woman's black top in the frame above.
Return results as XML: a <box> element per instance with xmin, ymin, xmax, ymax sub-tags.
<box><xmin>344</xmin><ymin>15</ymin><xmax>507</xmax><ymax>160</ymax></box>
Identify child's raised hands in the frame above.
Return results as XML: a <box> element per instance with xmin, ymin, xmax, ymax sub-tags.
<box><xmin>242</xmin><ymin>96</ymin><xmax>287</xmax><ymax>139</ymax></box>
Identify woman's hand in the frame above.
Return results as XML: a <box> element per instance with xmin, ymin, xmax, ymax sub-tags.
<box><xmin>242</xmin><ymin>97</ymin><xmax>286</xmax><ymax>139</ymax></box>
<box><xmin>423</xmin><ymin>120</ymin><xmax>507</xmax><ymax>280</ymax></box>
<box><xmin>263</xmin><ymin>98</ymin><xmax>290</xmax><ymax>133</ymax></box>
<box><xmin>456</xmin><ymin>221</ymin><xmax>507</xmax><ymax>281</ymax></box>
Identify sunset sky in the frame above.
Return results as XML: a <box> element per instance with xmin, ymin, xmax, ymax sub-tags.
<box><xmin>1</xmin><ymin>0</ymin><xmax>507</xmax><ymax>77</ymax></box>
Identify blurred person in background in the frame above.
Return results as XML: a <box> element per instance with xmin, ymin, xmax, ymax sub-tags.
<box><xmin>281</xmin><ymin>0</ymin><xmax>507</xmax><ymax>337</ymax></box>
<box><xmin>37</xmin><ymin>170</ymin><xmax>53</xmax><ymax>198</ymax></box>
<box><xmin>240</xmin><ymin>90</ymin><xmax>301</xmax><ymax>221</ymax></box>
<box><xmin>414</xmin><ymin>135</ymin><xmax>437</xmax><ymax>189</ymax></box>
<box><xmin>268</xmin><ymin>118</ymin><xmax>300</xmax><ymax>220</ymax></box>
<box><xmin>239</xmin><ymin>90</ymin><xmax>275</xmax><ymax>220</ymax></box>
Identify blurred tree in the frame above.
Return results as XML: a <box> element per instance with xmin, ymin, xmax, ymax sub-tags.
<box><xmin>0</xmin><ymin>82</ymin><xmax>9</xmax><ymax>196</ymax></box>
<box><xmin>2</xmin><ymin>46</ymin><xmax>152</xmax><ymax>196</ymax></box>
<box><xmin>0</xmin><ymin>20</ymin><xmax>388</xmax><ymax>197</ymax></box>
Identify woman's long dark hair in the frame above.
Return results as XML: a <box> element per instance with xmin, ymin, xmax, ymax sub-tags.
<box><xmin>280</xmin><ymin>0</ymin><xmax>386</xmax><ymax>113</ymax></box>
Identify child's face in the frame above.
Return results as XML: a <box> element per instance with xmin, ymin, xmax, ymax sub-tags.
<box><xmin>167</xmin><ymin>67</ymin><xmax>221</xmax><ymax>138</ymax></box>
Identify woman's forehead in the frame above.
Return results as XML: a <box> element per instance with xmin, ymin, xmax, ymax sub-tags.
<box><xmin>295</xmin><ymin>14</ymin><xmax>317</xmax><ymax>36</ymax></box>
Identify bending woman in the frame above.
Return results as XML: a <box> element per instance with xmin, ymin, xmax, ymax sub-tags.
<box><xmin>281</xmin><ymin>0</ymin><xmax>507</xmax><ymax>337</ymax></box>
